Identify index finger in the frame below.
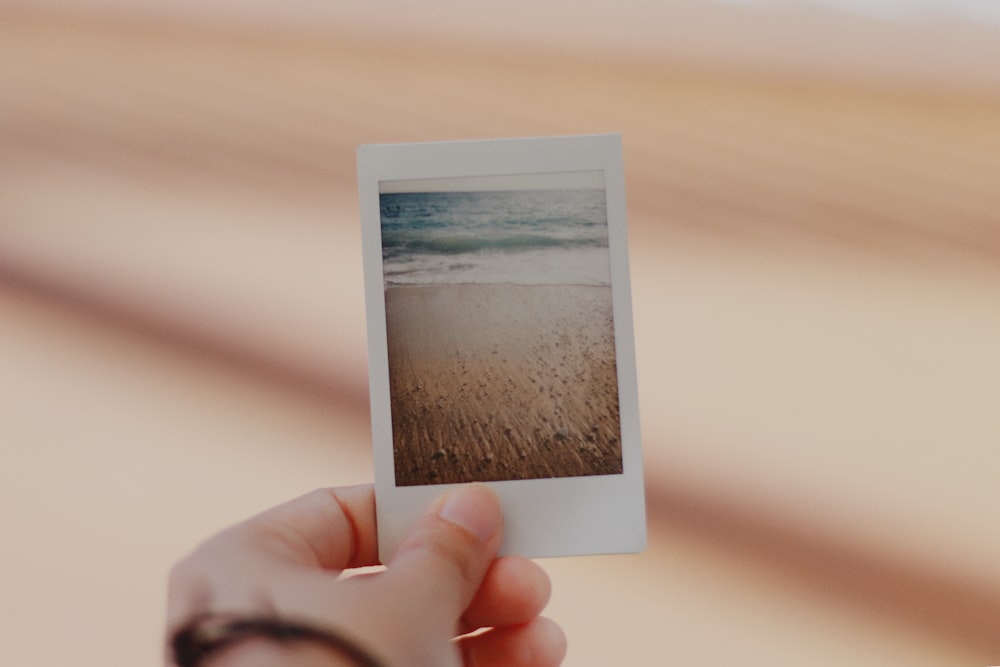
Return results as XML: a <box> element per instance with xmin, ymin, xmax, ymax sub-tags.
<box><xmin>244</xmin><ymin>484</ymin><xmax>380</xmax><ymax>571</ymax></box>
<box><xmin>167</xmin><ymin>485</ymin><xmax>380</xmax><ymax>631</ymax></box>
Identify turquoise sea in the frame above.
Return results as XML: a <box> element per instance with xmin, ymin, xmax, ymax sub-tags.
<box><xmin>379</xmin><ymin>188</ymin><xmax>610</xmax><ymax>286</ymax></box>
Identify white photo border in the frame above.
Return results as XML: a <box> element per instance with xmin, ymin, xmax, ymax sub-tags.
<box><xmin>357</xmin><ymin>134</ymin><xmax>646</xmax><ymax>559</ymax></box>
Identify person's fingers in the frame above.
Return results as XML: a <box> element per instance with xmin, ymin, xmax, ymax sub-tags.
<box><xmin>244</xmin><ymin>484</ymin><xmax>379</xmax><ymax>570</ymax></box>
<box><xmin>461</xmin><ymin>556</ymin><xmax>551</xmax><ymax>632</ymax></box>
<box><xmin>385</xmin><ymin>484</ymin><xmax>503</xmax><ymax>629</ymax></box>
<box><xmin>457</xmin><ymin>617</ymin><xmax>567</xmax><ymax>667</ymax></box>
<box><xmin>167</xmin><ymin>485</ymin><xmax>378</xmax><ymax>628</ymax></box>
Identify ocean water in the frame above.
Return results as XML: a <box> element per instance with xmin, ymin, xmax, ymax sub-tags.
<box><xmin>380</xmin><ymin>189</ymin><xmax>611</xmax><ymax>286</ymax></box>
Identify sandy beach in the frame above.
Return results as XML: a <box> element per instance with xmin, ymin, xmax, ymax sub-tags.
<box><xmin>385</xmin><ymin>283</ymin><xmax>623</xmax><ymax>486</ymax></box>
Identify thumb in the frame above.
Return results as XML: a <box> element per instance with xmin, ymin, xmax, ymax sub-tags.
<box><xmin>387</xmin><ymin>484</ymin><xmax>503</xmax><ymax>627</ymax></box>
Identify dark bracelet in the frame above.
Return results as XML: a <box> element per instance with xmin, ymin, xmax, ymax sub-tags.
<box><xmin>170</xmin><ymin>613</ymin><xmax>388</xmax><ymax>667</ymax></box>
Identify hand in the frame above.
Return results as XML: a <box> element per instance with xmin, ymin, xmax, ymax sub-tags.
<box><xmin>167</xmin><ymin>483</ymin><xmax>566</xmax><ymax>667</ymax></box>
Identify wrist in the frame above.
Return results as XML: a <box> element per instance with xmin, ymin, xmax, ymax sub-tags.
<box><xmin>212</xmin><ymin>639</ymin><xmax>358</xmax><ymax>667</ymax></box>
<box><xmin>169</xmin><ymin>613</ymin><xmax>387</xmax><ymax>667</ymax></box>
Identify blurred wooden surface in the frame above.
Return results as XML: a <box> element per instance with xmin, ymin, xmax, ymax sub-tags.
<box><xmin>2</xmin><ymin>9</ymin><xmax>1000</xmax><ymax>666</ymax></box>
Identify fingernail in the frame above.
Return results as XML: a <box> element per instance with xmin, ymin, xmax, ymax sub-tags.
<box><xmin>438</xmin><ymin>484</ymin><xmax>501</xmax><ymax>542</ymax></box>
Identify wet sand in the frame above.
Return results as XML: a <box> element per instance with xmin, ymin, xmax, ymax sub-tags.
<box><xmin>385</xmin><ymin>283</ymin><xmax>623</xmax><ymax>486</ymax></box>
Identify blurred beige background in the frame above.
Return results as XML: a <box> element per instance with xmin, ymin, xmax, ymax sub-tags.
<box><xmin>1</xmin><ymin>1</ymin><xmax>999</xmax><ymax>665</ymax></box>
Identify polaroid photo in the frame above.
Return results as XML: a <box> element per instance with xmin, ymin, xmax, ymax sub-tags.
<box><xmin>358</xmin><ymin>134</ymin><xmax>645</xmax><ymax>559</ymax></box>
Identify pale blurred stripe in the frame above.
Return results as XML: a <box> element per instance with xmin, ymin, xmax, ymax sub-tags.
<box><xmin>2</xmin><ymin>7</ymin><xmax>1000</xmax><ymax>666</ymax></box>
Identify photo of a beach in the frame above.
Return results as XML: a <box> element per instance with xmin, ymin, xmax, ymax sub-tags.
<box><xmin>380</xmin><ymin>171</ymin><xmax>624</xmax><ymax>486</ymax></box>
